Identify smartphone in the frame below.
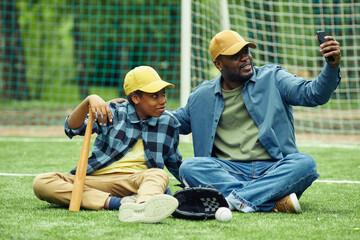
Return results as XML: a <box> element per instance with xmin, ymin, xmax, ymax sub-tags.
<box><xmin>317</xmin><ymin>31</ymin><xmax>335</xmax><ymax>62</ymax></box>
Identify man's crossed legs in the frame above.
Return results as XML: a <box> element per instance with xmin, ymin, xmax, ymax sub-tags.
<box><xmin>179</xmin><ymin>153</ymin><xmax>319</xmax><ymax>213</ymax></box>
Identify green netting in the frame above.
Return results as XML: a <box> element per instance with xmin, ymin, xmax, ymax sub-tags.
<box><xmin>1</xmin><ymin>0</ymin><xmax>359</xmax><ymax>141</ymax></box>
<box><xmin>0</xmin><ymin>0</ymin><xmax>181</xmax><ymax>125</ymax></box>
<box><xmin>226</xmin><ymin>0</ymin><xmax>360</xmax><ymax>136</ymax></box>
<box><xmin>189</xmin><ymin>0</ymin><xmax>359</xmax><ymax>140</ymax></box>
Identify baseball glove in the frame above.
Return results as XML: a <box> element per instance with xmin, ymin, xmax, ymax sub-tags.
<box><xmin>172</xmin><ymin>187</ymin><xmax>229</xmax><ymax>220</ymax></box>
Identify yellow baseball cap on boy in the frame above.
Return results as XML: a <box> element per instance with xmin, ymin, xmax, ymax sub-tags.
<box><xmin>209</xmin><ymin>30</ymin><xmax>257</xmax><ymax>60</ymax></box>
<box><xmin>124</xmin><ymin>66</ymin><xmax>174</xmax><ymax>95</ymax></box>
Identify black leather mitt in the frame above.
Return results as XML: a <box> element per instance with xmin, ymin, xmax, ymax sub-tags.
<box><xmin>172</xmin><ymin>187</ymin><xmax>229</xmax><ymax>220</ymax></box>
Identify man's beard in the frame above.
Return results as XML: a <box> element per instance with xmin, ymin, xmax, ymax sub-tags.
<box><xmin>227</xmin><ymin>61</ymin><xmax>254</xmax><ymax>84</ymax></box>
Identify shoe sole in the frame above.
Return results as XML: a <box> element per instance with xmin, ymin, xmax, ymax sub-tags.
<box><xmin>289</xmin><ymin>193</ymin><xmax>302</xmax><ymax>213</ymax></box>
<box><xmin>118</xmin><ymin>194</ymin><xmax>179</xmax><ymax>223</ymax></box>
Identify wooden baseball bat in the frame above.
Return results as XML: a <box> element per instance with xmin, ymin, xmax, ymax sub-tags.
<box><xmin>69</xmin><ymin>105</ymin><xmax>94</xmax><ymax>212</ymax></box>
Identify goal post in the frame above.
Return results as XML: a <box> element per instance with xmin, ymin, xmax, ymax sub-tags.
<box><xmin>180</xmin><ymin>0</ymin><xmax>192</xmax><ymax>107</ymax></box>
<box><xmin>219</xmin><ymin>0</ymin><xmax>230</xmax><ymax>30</ymax></box>
<box><xmin>180</xmin><ymin>0</ymin><xmax>230</xmax><ymax>107</ymax></box>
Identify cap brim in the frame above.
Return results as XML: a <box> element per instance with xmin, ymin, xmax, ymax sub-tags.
<box><xmin>221</xmin><ymin>42</ymin><xmax>257</xmax><ymax>56</ymax></box>
<box><xmin>139</xmin><ymin>80</ymin><xmax>174</xmax><ymax>93</ymax></box>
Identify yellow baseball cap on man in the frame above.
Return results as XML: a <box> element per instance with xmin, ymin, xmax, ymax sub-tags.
<box><xmin>209</xmin><ymin>30</ymin><xmax>257</xmax><ymax>60</ymax></box>
<box><xmin>124</xmin><ymin>66</ymin><xmax>174</xmax><ymax>95</ymax></box>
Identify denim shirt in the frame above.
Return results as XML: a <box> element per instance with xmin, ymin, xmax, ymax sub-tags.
<box><xmin>65</xmin><ymin>102</ymin><xmax>182</xmax><ymax>181</ymax></box>
<box><xmin>173</xmin><ymin>63</ymin><xmax>341</xmax><ymax>160</ymax></box>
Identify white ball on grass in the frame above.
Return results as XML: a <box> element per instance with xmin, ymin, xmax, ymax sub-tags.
<box><xmin>215</xmin><ymin>207</ymin><xmax>232</xmax><ymax>222</ymax></box>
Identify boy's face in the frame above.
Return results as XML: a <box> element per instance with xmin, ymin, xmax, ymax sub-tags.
<box><xmin>132</xmin><ymin>88</ymin><xmax>167</xmax><ymax>120</ymax></box>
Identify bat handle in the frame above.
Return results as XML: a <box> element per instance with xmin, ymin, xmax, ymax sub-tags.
<box><xmin>69</xmin><ymin>105</ymin><xmax>93</xmax><ymax>212</ymax></box>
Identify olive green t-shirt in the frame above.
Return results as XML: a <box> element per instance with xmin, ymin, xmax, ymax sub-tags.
<box><xmin>212</xmin><ymin>85</ymin><xmax>272</xmax><ymax>161</ymax></box>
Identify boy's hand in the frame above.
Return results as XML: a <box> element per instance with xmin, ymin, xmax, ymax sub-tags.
<box><xmin>88</xmin><ymin>95</ymin><xmax>113</xmax><ymax>126</ymax></box>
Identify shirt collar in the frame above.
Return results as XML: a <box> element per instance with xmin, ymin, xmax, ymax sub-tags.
<box><xmin>214</xmin><ymin>75</ymin><xmax>223</xmax><ymax>95</ymax></box>
<box><xmin>248</xmin><ymin>66</ymin><xmax>257</xmax><ymax>83</ymax></box>
<box><xmin>127</xmin><ymin>103</ymin><xmax>158</xmax><ymax>126</ymax></box>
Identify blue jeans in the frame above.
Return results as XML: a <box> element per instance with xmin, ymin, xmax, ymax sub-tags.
<box><xmin>179</xmin><ymin>153</ymin><xmax>319</xmax><ymax>212</ymax></box>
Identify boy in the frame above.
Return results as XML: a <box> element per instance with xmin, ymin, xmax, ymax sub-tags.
<box><xmin>33</xmin><ymin>66</ymin><xmax>182</xmax><ymax>223</ymax></box>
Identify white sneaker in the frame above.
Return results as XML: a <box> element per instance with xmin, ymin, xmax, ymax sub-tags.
<box><xmin>121</xmin><ymin>194</ymin><xmax>138</xmax><ymax>204</ymax></box>
<box><xmin>118</xmin><ymin>194</ymin><xmax>179</xmax><ymax>223</ymax></box>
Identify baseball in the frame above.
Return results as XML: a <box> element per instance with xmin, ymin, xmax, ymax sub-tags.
<box><xmin>215</xmin><ymin>207</ymin><xmax>232</xmax><ymax>222</ymax></box>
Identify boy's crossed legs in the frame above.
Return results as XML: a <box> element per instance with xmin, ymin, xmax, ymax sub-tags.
<box><xmin>33</xmin><ymin>168</ymin><xmax>178</xmax><ymax>223</ymax></box>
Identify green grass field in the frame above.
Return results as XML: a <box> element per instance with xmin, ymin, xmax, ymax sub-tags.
<box><xmin>0</xmin><ymin>137</ymin><xmax>359</xmax><ymax>240</ymax></box>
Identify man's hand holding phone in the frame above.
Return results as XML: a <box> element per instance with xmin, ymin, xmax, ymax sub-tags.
<box><xmin>316</xmin><ymin>31</ymin><xmax>341</xmax><ymax>68</ymax></box>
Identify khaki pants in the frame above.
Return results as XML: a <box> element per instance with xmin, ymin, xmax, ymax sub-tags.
<box><xmin>33</xmin><ymin>168</ymin><xmax>169</xmax><ymax>210</ymax></box>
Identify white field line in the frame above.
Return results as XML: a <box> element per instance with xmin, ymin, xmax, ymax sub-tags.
<box><xmin>297</xmin><ymin>142</ymin><xmax>360</xmax><ymax>149</ymax></box>
<box><xmin>314</xmin><ymin>180</ymin><xmax>360</xmax><ymax>184</ymax></box>
<box><xmin>0</xmin><ymin>173</ymin><xmax>38</xmax><ymax>177</ymax></box>
<box><xmin>1</xmin><ymin>137</ymin><xmax>358</xmax><ymax>183</ymax></box>
<box><xmin>1</xmin><ymin>173</ymin><xmax>359</xmax><ymax>184</ymax></box>
<box><xmin>0</xmin><ymin>137</ymin><xmax>84</xmax><ymax>142</ymax></box>
<box><xmin>0</xmin><ymin>137</ymin><xmax>359</xmax><ymax>149</ymax></box>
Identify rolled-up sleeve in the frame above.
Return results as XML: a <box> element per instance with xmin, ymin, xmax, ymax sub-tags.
<box><xmin>64</xmin><ymin>115</ymin><xmax>88</xmax><ymax>139</ymax></box>
<box><xmin>64</xmin><ymin>114</ymin><xmax>101</xmax><ymax>139</ymax></box>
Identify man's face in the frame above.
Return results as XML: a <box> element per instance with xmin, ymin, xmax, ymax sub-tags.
<box><xmin>217</xmin><ymin>46</ymin><xmax>254</xmax><ymax>84</ymax></box>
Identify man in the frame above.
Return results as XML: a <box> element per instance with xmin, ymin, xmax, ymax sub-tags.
<box><xmin>173</xmin><ymin>30</ymin><xmax>341</xmax><ymax>213</ymax></box>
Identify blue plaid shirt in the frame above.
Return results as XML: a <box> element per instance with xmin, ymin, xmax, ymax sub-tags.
<box><xmin>65</xmin><ymin>102</ymin><xmax>182</xmax><ymax>181</ymax></box>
